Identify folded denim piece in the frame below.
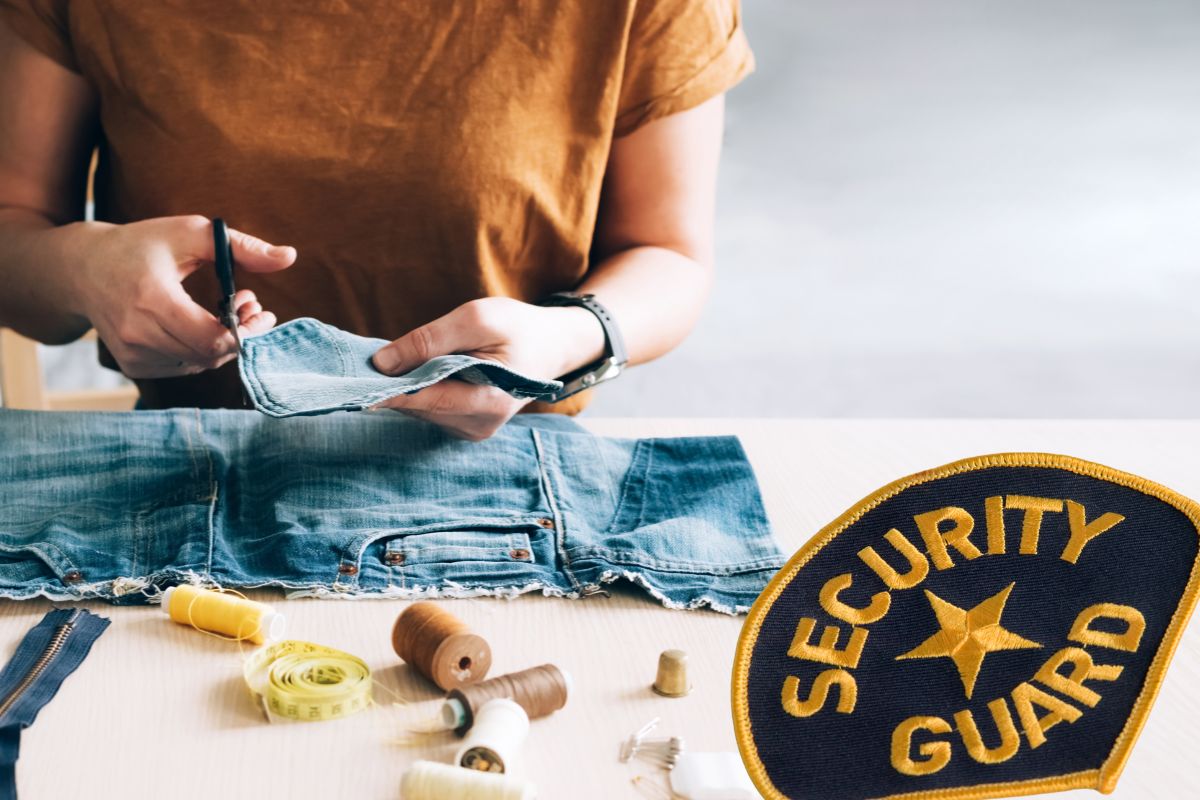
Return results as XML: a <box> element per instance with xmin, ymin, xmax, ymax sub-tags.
<box><xmin>237</xmin><ymin>317</ymin><xmax>563</xmax><ymax>417</ymax></box>
<box><xmin>0</xmin><ymin>410</ymin><xmax>784</xmax><ymax>614</ymax></box>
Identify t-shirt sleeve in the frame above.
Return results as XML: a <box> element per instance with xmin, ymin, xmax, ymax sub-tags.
<box><xmin>0</xmin><ymin>0</ymin><xmax>77</xmax><ymax>72</ymax></box>
<box><xmin>615</xmin><ymin>0</ymin><xmax>753</xmax><ymax>137</ymax></box>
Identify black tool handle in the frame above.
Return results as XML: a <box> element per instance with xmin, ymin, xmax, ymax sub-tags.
<box><xmin>213</xmin><ymin>218</ymin><xmax>236</xmax><ymax>297</ymax></box>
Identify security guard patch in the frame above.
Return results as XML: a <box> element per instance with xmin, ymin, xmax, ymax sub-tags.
<box><xmin>733</xmin><ymin>453</ymin><xmax>1200</xmax><ymax>800</ymax></box>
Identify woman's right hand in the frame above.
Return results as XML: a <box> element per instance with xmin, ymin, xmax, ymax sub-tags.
<box><xmin>64</xmin><ymin>215</ymin><xmax>296</xmax><ymax>378</ymax></box>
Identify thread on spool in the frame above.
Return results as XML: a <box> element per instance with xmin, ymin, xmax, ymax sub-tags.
<box><xmin>400</xmin><ymin>760</ymin><xmax>536</xmax><ymax>800</ymax></box>
<box><xmin>447</xmin><ymin>663</ymin><xmax>570</xmax><ymax>735</ymax></box>
<box><xmin>243</xmin><ymin>639</ymin><xmax>372</xmax><ymax>722</ymax></box>
<box><xmin>162</xmin><ymin>584</ymin><xmax>285</xmax><ymax>645</ymax></box>
<box><xmin>392</xmin><ymin>601</ymin><xmax>492</xmax><ymax>690</ymax></box>
<box><xmin>456</xmin><ymin>698</ymin><xmax>529</xmax><ymax>774</ymax></box>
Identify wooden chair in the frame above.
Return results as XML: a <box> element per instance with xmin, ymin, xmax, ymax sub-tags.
<box><xmin>0</xmin><ymin>151</ymin><xmax>137</xmax><ymax>410</ymax></box>
<box><xmin>0</xmin><ymin>328</ymin><xmax>139</xmax><ymax>410</ymax></box>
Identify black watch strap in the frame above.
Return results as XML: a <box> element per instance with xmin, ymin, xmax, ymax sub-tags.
<box><xmin>539</xmin><ymin>291</ymin><xmax>627</xmax><ymax>366</ymax></box>
<box><xmin>537</xmin><ymin>291</ymin><xmax>628</xmax><ymax>401</ymax></box>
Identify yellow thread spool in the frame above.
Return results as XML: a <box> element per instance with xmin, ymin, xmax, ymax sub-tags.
<box><xmin>161</xmin><ymin>584</ymin><xmax>286</xmax><ymax>645</ymax></box>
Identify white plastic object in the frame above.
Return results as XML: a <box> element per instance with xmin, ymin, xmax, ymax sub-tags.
<box><xmin>259</xmin><ymin>611</ymin><xmax>286</xmax><ymax>641</ymax></box>
<box><xmin>669</xmin><ymin>752</ymin><xmax>758</xmax><ymax>800</ymax></box>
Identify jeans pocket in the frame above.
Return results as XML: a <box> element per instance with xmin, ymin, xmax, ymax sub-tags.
<box><xmin>0</xmin><ymin>543</ymin><xmax>79</xmax><ymax>594</ymax></box>
<box><xmin>588</xmin><ymin>438</ymin><xmax>784</xmax><ymax>575</ymax></box>
<box><xmin>341</xmin><ymin>519</ymin><xmax>545</xmax><ymax>589</ymax></box>
<box><xmin>381</xmin><ymin>529</ymin><xmax>534</xmax><ymax>565</ymax></box>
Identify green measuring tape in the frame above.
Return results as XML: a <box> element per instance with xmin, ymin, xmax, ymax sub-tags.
<box><xmin>243</xmin><ymin>640</ymin><xmax>372</xmax><ymax>722</ymax></box>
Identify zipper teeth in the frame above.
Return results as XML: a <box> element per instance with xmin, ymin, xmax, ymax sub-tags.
<box><xmin>0</xmin><ymin>609</ymin><xmax>83</xmax><ymax>719</ymax></box>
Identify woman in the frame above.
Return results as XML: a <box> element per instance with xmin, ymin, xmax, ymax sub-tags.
<box><xmin>0</xmin><ymin>1</ymin><xmax>751</xmax><ymax>439</ymax></box>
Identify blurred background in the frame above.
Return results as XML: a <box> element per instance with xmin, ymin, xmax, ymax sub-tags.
<box><xmin>36</xmin><ymin>0</ymin><xmax>1200</xmax><ymax>416</ymax></box>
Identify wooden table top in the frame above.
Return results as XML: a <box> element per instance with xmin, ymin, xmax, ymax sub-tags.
<box><xmin>6</xmin><ymin>419</ymin><xmax>1199</xmax><ymax>799</ymax></box>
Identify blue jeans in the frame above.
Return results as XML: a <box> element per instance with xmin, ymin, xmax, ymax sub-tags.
<box><xmin>238</xmin><ymin>317</ymin><xmax>564</xmax><ymax>417</ymax></box>
<box><xmin>0</xmin><ymin>410</ymin><xmax>783</xmax><ymax>614</ymax></box>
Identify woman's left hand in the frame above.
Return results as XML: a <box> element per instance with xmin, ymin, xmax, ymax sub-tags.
<box><xmin>371</xmin><ymin>297</ymin><xmax>604</xmax><ymax>440</ymax></box>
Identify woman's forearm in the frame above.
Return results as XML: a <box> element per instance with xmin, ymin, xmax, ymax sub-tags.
<box><xmin>575</xmin><ymin>96</ymin><xmax>725</xmax><ymax>370</ymax></box>
<box><xmin>577</xmin><ymin>243</ymin><xmax>713</xmax><ymax>367</ymax></box>
<box><xmin>0</xmin><ymin>209</ymin><xmax>93</xmax><ymax>344</ymax></box>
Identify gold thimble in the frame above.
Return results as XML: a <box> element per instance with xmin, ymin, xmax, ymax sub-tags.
<box><xmin>652</xmin><ymin>649</ymin><xmax>692</xmax><ymax>697</ymax></box>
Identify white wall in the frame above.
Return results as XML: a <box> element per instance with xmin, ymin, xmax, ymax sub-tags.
<box><xmin>590</xmin><ymin>0</ymin><xmax>1200</xmax><ymax>417</ymax></box>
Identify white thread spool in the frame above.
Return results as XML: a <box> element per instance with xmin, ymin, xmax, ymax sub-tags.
<box><xmin>400</xmin><ymin>760</ymin><xmax>536</xmax><ymax>800</ymax></box>
<box><xmin>455</xmin><ymin>697</ymin><xmax>530</xmax><ymax>773</ymax></box>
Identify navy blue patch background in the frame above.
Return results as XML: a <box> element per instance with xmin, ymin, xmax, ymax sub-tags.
<box><xmin>745</xmin><ymin>466</ymin><xmax>1198</xmax><ymax>799</ymax></box>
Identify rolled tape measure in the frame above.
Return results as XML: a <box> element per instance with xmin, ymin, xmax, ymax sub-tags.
<box><xmin>243</xmin><ymin>640</ymin><xmax>372</xmax><ymax>722</ymax></box>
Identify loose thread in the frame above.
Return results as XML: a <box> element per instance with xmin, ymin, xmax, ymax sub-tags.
<box><xmin>160</xmin><ymin>585</ymin><xmax>373</xmax><ymax>725</ymax></box>
<box><xmin>162</xmin><ymin>584</ymin><xmax>284</xmax><ymax>645</ymax></box>
<box><xmin>186</xmin><ymin>586</ymin><xmax>259</xmax><ymax>642</ymax></box>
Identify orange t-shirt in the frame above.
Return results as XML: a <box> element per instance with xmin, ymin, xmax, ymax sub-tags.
<box><xmin>1</xmin><ymin>0</ymin><xmax>753</xmax><ymax>412</ymax></box>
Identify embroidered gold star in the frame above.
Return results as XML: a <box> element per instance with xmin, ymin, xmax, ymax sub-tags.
<box><xmin>896</xmin><ymin>582</ymin><xmax>1041</xmax><ymax>699</ymax></box>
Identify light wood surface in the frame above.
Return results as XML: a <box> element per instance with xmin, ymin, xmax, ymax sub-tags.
<box><xmin>5</xmin><ymin>419</ymin><xmax>1199</xmax><ymax>799</ymax></box>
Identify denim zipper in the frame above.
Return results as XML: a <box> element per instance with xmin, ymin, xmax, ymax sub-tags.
<box><xmin>0</xmin><ymin>609</ymin><xmax>84</xmax><ymax>719</ymax></box>
<box><xmin>0</xmin><ymin>608</ymin><xmax>110</xmax><ymax>800</ymax></box>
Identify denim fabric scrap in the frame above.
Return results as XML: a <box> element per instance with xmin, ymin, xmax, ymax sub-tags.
<box><xmin>0</xmin><ymin>409</ymin><xmax>784</xmax><ymax>615</ymax></box>
<box><xmin>238</xmin><ymin>317</ymin><xmax>563</xmax><ymax>417</ymax></box>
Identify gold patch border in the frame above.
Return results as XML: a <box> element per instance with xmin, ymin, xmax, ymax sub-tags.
<box><xmin>731</xmin><ymin>452</ymin><xmax>1200</xmax><ymax>800</ymax></box>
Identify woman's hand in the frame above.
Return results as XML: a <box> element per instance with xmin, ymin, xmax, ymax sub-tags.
<box><xmin>63</xmin><ymin>215</ymin><xmax>296</xmax><ymax>378</ymax></box>
<box><xmin>371</xmin><ymin>297</ymin><xmax>605</xmax><ymax>440</ymax></box>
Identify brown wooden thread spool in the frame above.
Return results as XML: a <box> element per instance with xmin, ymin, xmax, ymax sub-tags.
<box><xmin>447</xmin><ymin>663</ymin><xmax>569</xmax><ymax>735</ymax></box>
<box><xmin>392</xmin><ymin>601</ymin><xmax>493</xmax><ymax>690</ymax></box>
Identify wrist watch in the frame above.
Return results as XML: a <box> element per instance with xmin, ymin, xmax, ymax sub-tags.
<box><xmin>537</xmin><ymin>292</ymin><xmax>628</xmax><ymax>402</ymax></box>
